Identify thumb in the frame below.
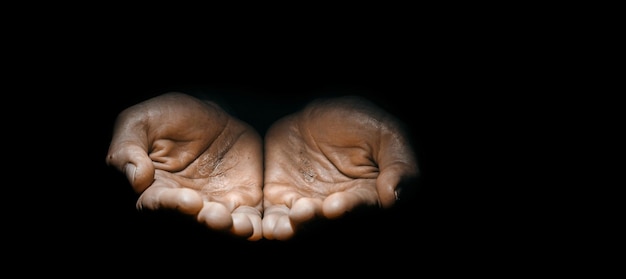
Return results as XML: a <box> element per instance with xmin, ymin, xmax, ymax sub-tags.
<box><xmin>376</xmin><ymin>164</ymin><xmax>418</xmax><ymax>208</ymax></box>
<box><xmin>376</xmin><ymin>168</ymin><xmax>402</xmax><ymax>208</ymax></box>
<box><xmin>107</xmin><ymin>144</ymin><xmax>155</xmax><ymax>193</ymax></box>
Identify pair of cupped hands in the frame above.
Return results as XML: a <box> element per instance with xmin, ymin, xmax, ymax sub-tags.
<box><xmin>106</xmin><ymin>92</ymin><xmax>418</xmax><ymax>241</ymax></box>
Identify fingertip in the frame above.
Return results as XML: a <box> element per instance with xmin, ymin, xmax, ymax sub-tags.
<box><xmin>232</xmin><ymin>213</ymin><xmax>254</xmax><ymax>239</ymax></box>
<box><xmin>175</xmin><ymin>188</ymin><xmax>204</xmax><ymax>215</ymax></box>
<box><xmin>378</xmin><ymin>186</ymin><xmax>397</xmax><ymax>209</ymax></box>
<box><xmin>247</xmin><ymin>228</ymin><xmax>263</xmax><ymax>241</ymax></box>
<box><xmin>290</xmin><ymin>198</ymin><xmax>322</xmax><ymax>223</ymax></box>
<box><xmin>262</xmin><ymin>206</ymin><xmax>295</xmax><ymax>241</ymax></box>
<box><xmin>322</xmin><ymin>194</ymin><xmax>351</xmax><ymax>219</ymax></box>
<box><xmin>262</xmin><ymin>217</ymin><xmax>276</xmax><ymax>240</ymax></box>
<box><xmin>126</xmin><ymin>160</ymin><xmax>155</xmax><ymax>194</ymax></box>
<box><xmin>377</xmin><ymin>171</ymin><xmax>401</xmax><ymax>208</ymax></box>
<box><xmin>197</xmin><ymin>202</ymin><xmax>233</xmax><ymax>231</ymax></box>
<box><xmin>232</xmin><ymin>206</ymin><xmax>263</xmax><ymax>241</ymax></box>
<box><xmin>273</xmin><ymin>215</ymin><xmax>295</xmax><ymax>241</ymax></box>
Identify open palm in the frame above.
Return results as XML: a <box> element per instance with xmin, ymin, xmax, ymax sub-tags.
<box><xmin>106</xmin><ymin>92</ymin><xmax>264</xmax><ymax>241</ymax></box>
<box><xmin>262</xmin><ymin>96</ymin><xmax>419</xmax><ymax>240</ymax></box>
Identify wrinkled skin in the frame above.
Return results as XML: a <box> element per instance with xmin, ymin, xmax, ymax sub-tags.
<box><xmin>106</xmin><ymin>92</ymin><xmax>418</xmax><ymax>241</ymax></box>
<box><xmin>106</xmin><ymin>92</ymin><xmax>264</xmax><ymax>241</ymax></box>
<box><xmin>262</xmin><ymin>96</ymin><xmax>419</xmax><ymax>240</ymax></box>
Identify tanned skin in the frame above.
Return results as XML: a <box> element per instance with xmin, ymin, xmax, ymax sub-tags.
<box><xmin>106</xmin><ymin>92</ymin><xmax>418</xmax><ymax>241</ymax></box>
<box><xmin>262</xmin><ymin>95</ymin><xmax>418</xmax><ymax>240</ymax></box>
<box><xmin>106</xmin><ymin>92</ymin><xmax>264</xmax><ymax>241</ymax></box>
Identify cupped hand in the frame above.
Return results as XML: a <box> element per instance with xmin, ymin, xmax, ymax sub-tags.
<box><xmin>262</xmin><ymin>95</ymin><xmax>419</xmax><ymax>240</ymax></box>
<box><xmin>106</xmin><ymin>92</ymin><xmax>264</xmax><ymax>241</ymax></box>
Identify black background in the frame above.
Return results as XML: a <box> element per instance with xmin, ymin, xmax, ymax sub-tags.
<box><xmin>12</xmin><ymin>24</ymin><xmax>532</xmax><ymax>274</ymax></box>
<box><xmin>79</xmin><ymin>56</ymin><xmax>452</xmax><ymax>266</ymax></box>
<box><xmin>4</xmin><ymin>4</ymin><xmax>586</xmax><ymax>274</ymax></box>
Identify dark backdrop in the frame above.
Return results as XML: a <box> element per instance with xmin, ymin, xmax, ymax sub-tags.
<box><xmin>97</xmin><ymin>61</ymin><xmax>436</xmax><ymax>253</ymax></box>
<box><xmin>24</xmin><ymin>46</ymin><xmax>503</xmax><ymax>273</ymax></box>
<box><xmin>4</xmin><ymin>6</ymin><xmax>552</xmax><ymax>275</ymax></box>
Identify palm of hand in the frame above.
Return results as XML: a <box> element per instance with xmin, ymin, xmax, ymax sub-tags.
<box><xmin>262</xmin><ymin>96</ymin><xmax>418</xmax><ymax>240</ymax></box>
<box><xmin>106</xmin><ymin>92</ymin><xmax>264</xmax><ymax>241</ymax></box>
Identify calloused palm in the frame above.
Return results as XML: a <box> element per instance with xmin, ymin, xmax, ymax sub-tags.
<box><xmin>106</xmin><ymin>92</ymin><xmax>264</xmax><ymax>241</ymax></box>
<box><xmin>262</xmin><ymin>95</ymin><xmax>419</xmax><ymax>240</ymax></box>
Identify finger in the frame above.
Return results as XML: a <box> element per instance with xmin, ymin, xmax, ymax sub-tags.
<box><xmin>375</xmin><ymin>127</ymin><xmax>419</xmax><ymax>208</ymax></box>
<box><xmin>322</xmin><ymin>188</ymin><xmax>379</xmax><ymax>219</ymax></box>
<box><xmin>262</xmin><ymin>205</ymin><xmax>295</xmax><ymax>241</ymax></box>
<box><xmin>376</xmin><ymin>164</ymin><xmax>419</xmax><ymax>208</ymax></box>
<box><xmin>377</xmin><ymin>168</ymin><xmax>402</xmax><ymax>208</ymax></box>
<box><xmin>136</xmin><ymin>186</ymin><xmax>203</xmax><ymax>215</ymax></box>
<box><xmin>107</xmin><ymin>144</ymin><xmax>155</xmax><ymax>193</ymax></box>
<box><xmin>197</xmin><ymin>201</ymin><xmax>233</xmax><ymax>231</ymax></box>
<box><xmin>231</xmin><ymin>206</ymin><xmax>263</xmax><ymax>241</ymax></box>
<box><xmin>289</xmin><ymin>197</ymin><xmax>323</xmax><ymax>224</ymax></box>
